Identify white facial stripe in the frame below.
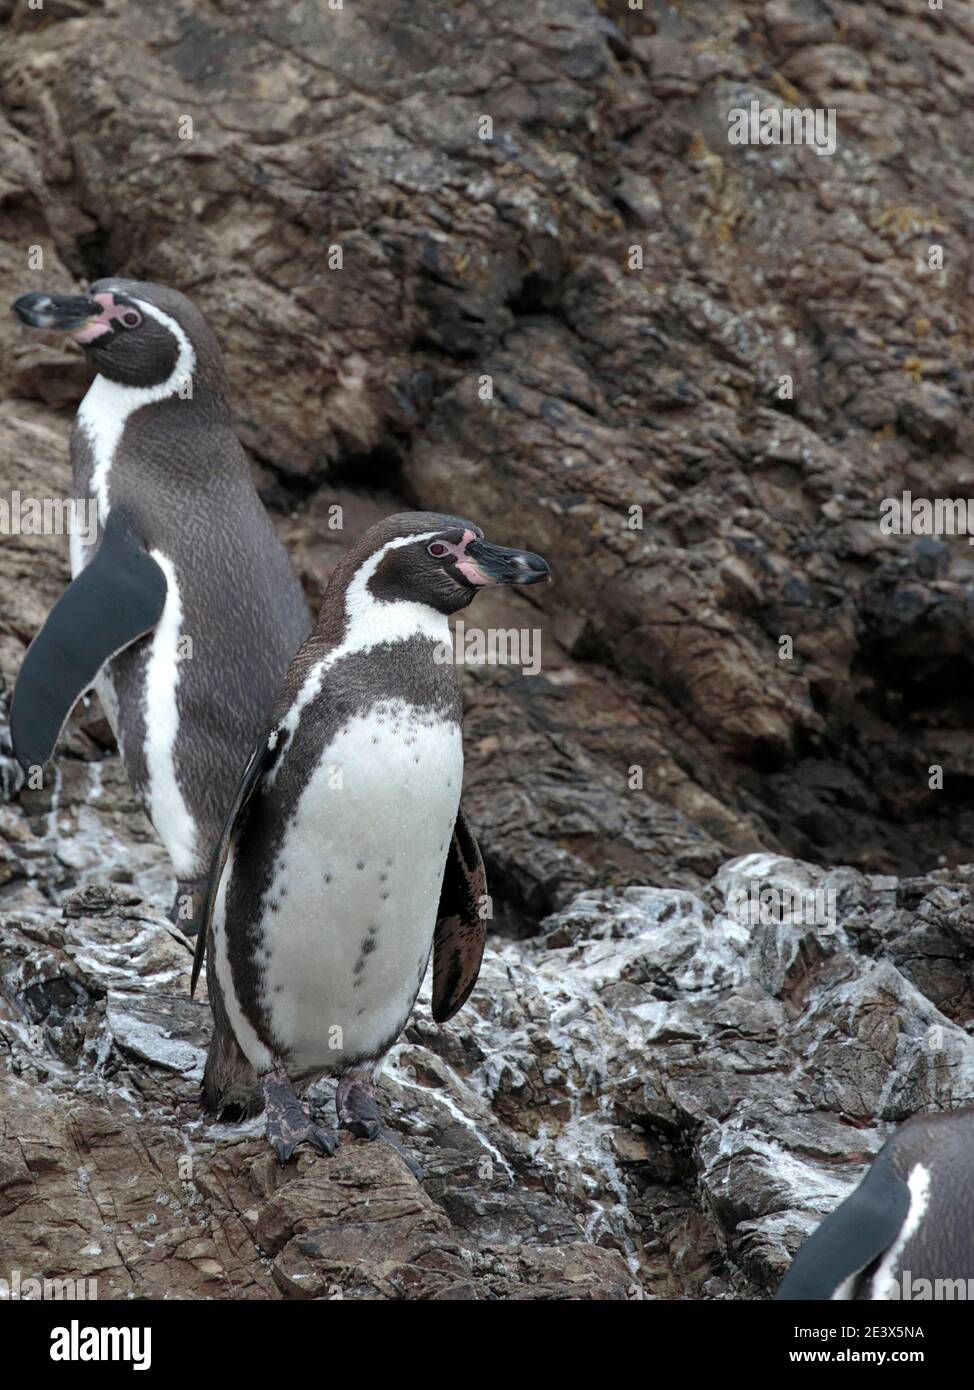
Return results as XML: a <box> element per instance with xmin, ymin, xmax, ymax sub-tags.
<box><xmin>265</xmin><ymin>532</ymin><xmax>446</xmax><ymax>783</ymax></box>
<box><xmin>344</xmin><ymin>530</ymin><xmax>446</xmax><ymax>643</ymax></box>
<box><xmin>76</xmin><ymin>295</ymin><xmax>196</xmax><ymax>529</ymax></box>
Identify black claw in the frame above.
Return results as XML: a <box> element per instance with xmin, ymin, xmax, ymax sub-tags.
<box><xmin>270</xmin><ymin>1136</ymin><xmax>297</xmax><ymax>1165</ymax></box>
<box><xmin>334</xmin><ymin>1077</ymin><xmax>422</xmax><ymax>1175</ymax></box>
<box><xmin>267</xmin><ymin>1122</ymin><xmax>338</xmax><ymax>1164</ymax></box>
<box><xmin>263</xmin><ymin>1067</ymin><xmax>338</xmax><ymax>1163</ymax></box>
<box><xmin>309</xmin><ymin>1126</ymin><xmax>338</xmax><ymax>1156</ymax></box>
<box><xmin>344</xmin><ymin>1116</ymin><xmax>382</xmax><ymax>1141</ymax></box>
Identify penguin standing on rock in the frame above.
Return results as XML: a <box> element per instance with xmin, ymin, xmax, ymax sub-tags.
<box><xmin>777</xmin><ymin>1108</ymin><xmax>974</xmax><ymax>1299</ymax></box>
<box><xmin>192</xmin><ymin>511</ymin><xmax>551</xmax><ymax>1162</ymax></box>
<box><xmin>10</xmin><ymin>281</ymin><xmax>310</xmax><ymax>929</ymax></box>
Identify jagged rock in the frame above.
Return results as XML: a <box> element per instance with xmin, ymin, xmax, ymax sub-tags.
<box><xmin>1</xmin><ymin>0</ymin><xmax>973</xmax><ymax>881</ymax></box>
<box><xmin>0</xmin><ymin>842</ymin><xmax>972</xmax><ymax>1299</ymax></box>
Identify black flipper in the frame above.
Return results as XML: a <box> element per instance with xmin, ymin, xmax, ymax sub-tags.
<box><xmin>190</xmin><ymin>729</ymin><xmax>278</xmax><ymax>996</ymax></box>
<box><xmin>776</xmin><ymin>1148</ymin><xmax>913</xmax><ymax>1299</ymax></box>
<box><xmin>432</xmin><ymin>805</ymin><xmax>488</xmax><ymax>1023</ymax></box>
<box><xmin>11</xmin><ymin>508</ymin><xmax>166</xmax><ymax>772</ymax></box>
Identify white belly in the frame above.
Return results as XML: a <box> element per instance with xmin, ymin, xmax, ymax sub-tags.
<box><xmin>241</xmin><ymin>701</ymin><xmax>462</xmax><ymax>1074</ymax></box>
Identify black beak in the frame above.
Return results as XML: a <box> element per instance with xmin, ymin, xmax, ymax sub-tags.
<box><xmin>465</xmin><ymin>538</ymin><xmax>551</xmax><ymax>586</ymax></box>
<box><xmin>11</xmin><ymin>292</ymin><xmax>103</xmax><ymax>331</ymax></box>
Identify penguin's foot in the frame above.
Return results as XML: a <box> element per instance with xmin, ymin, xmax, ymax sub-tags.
<box><xmin>336</xmin><ymin>1074</ymin><xmax>382</xmax><ymax>1140</ymax></box>
<box><xmin>335</xmin><ymin>1075</ymin><xmax>424</xmax><ymax>1179</ymax></box>
<box><xmin>262</xmin><ymin>1067</ymin><xmax>337</xmax><ymax>1164</ymax></box>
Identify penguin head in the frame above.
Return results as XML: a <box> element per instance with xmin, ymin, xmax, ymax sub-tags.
<box><xmin>359</xmin><ymin>512</ymin><xmax>551</xmax><ymax>616</ymax></box>
<box><xmin>11</xmin><ymin>279</ymin><xmax>228</xmax><ymax>399</ymax></box>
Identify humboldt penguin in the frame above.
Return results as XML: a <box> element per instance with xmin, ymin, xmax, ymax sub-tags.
<box><xmin>192</xmin><ymin>511</ymin><xmax>550</xmax><ymax>1161</ymax></box>
<box><xmin>777</xmin><ymin>1108</ymin><xmax>974</xmax><ymax>1299</ymax></box>
<box><xmin>10</xmin><ymin>281</ymin><xmax>310</xmax><ymax>928</ymax></box>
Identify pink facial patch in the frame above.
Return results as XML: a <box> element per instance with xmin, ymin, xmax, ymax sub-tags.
<box><xmin>71</xmin><ymin>292</ymin><xmax>135</xmax><ymax>344</ymax></box>
<box><xmin>440</xmin><ymin>529</ymin><xmax>497</xmax><ymax>586</ymax></box>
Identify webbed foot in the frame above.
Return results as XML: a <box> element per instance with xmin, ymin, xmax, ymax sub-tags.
<box><xmin>335</xmin><ymin>1074</ymin><xmax>423</xmax><ymax>1179</ymax></box>
<box><xmin>336</xmin><ymin>1074</ymin><xmax>382</xmax><ymax>1139</ymax></box>
<box><xmin>262</xmin><ymin>1067</ymin><xmax>338</xmax><ymax>1163</ymax></box>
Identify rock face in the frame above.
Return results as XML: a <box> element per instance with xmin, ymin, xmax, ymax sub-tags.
<box><xmin>1</xmin><ymin>0</ymin><xmax>973</xmax><ymax>1300</ymax></box>
<box><xmin>3</xmin><ymin>0</ymin><xmax>974</xmax><ymax>890</ymax></box>
<box><xmin>2</xmin><ymin>803</ymin><xmax>973</xmax><ymax>1299</ymax></box>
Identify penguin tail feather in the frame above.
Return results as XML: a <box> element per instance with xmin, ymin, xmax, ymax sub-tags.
<box><xmin>200</xmin><ymin>936</ymin><xmax>264</xmax><ymax>1118</ymax></box>
<box><xmin>202</xmin><ymin>1020</ymin><xmax>264</xmax><ymax>1119</ymax></box>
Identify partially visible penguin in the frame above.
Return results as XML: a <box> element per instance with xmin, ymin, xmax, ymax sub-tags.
<box><xmin>192</xmin><ymin>512</ymin><xmax>551</xmax><ymax>1161</ymax></box>
<box><xmin>10</xmin><ymin>281</ymin><xmax>310</xmax><ymax>929</ymax></box>
<box><xmin>778</xmin><ymin>1109</ymin><xmax>974</xmax><ymax>1299</ymax></box>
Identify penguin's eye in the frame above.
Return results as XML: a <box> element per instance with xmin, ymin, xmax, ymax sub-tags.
<box><xmin>427</xmin><ymin>542</ymin><xmax>450</xmax><ymax>558</ymax></box>
<box><xmin>120</xmin><ymin>309</ymin><xmax>142</xmax><ymax>329</ymax></box>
